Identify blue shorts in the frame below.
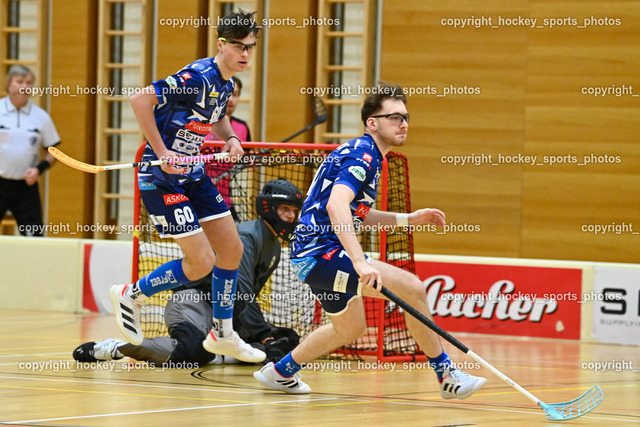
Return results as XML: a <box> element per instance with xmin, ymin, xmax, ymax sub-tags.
<box><xmin>299</xmin><ymin>248</ymin><xmax>371</xmax><ymax>315</ymax></box>
<box><xmin>139</xmin><ymin>178</ymin><xmax>230</xmax><ymax>238</ymax></box>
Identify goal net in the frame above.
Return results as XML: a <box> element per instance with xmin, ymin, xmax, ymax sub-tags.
<box><xmin>133</xmin><ymin>141</ymin><xmax>422</xmax><ymax>361</ymax></box>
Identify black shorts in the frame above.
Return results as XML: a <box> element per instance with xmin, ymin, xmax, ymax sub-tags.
<box><xmin>303</xmin><ymin>248</ymin><xmax>372</xmax><ymax>315</ymax></box>
<box><xmin>140</xmin><ymin>178</ymin><xmax>230</xmax><ymax>238</ymax></box>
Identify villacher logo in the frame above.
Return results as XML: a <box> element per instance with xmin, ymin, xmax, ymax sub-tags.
<box><xmin>423</xmin><ymin>275</ymin><xmax>559</xmax><ymax>322</ymax></box>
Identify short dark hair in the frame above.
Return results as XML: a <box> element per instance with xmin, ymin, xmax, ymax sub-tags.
<box><xmin>217</xmin><ymin>9</ymin><xmax>260</xmax><ymax>40</ymax></box>
<box><xmin>361</xmin><ymin>81</ymin><xmax>406</xmax><ymax>127</ymax></box>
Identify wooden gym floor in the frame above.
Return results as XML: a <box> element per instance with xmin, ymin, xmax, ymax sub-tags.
<box><xmin>0</xmin><ymin>309</ymin><xmax>638</xmax><ymax>426</ymax></box>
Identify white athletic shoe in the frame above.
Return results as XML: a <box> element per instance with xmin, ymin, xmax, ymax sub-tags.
<box><xmin>202</xmin><ymin>330</ymin><xmax>266</xmax><ymax>363</ymax></box>
<box><xmin>254</xmin><ymin>362</ymin><xmax>311</xmax><ymax>394</ymax></box>
<box><xmin>440</xmin><ymin>367</ymin><xmax>487</xmax><ymax>399</ymax></box>
<box><xmin>209</xmin><ymin>354</ymin><xmax>241</xmax><ymax>365</ymax></box>
<box><xmin>109</xmin><ymin>284</ymin><xmax>143</xmax><ymax>345</ymax></box>
<box><xmin>73</xmin><ymin>338</ymin><xmax>125</xmax><ymax>362</ymax></box>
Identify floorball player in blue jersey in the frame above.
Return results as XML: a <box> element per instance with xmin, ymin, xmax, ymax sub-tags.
<box><xmin>254</xmin><ymin>82</ymin><xmax>487</xmax><ymax>398</ymax></box>
<box><xmin>109</xmin><ymin>9</ymin><xmax>265</xmax><ymax>363</ymax></box>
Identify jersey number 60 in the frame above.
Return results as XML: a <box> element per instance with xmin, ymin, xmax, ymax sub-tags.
<box><xmin>174</xmin><ymin>207</ymin><xmax>195</xmax><ymax>225</ymax></box>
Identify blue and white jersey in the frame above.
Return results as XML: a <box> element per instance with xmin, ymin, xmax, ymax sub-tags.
<box><xmin>291</xmin><ymin>133</ymin><xmax>383</xmax><ymax>279</ymax></box>
<box><xmin>138</xmin><ymin>57</ymin><xmax>233</xmax><ymax>187</ymax></box>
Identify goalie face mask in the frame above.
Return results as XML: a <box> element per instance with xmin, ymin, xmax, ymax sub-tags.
<box><xmin>256</xmin><ymin>179</ymin><xmax>303</xmax><ymax>240</ymax></box>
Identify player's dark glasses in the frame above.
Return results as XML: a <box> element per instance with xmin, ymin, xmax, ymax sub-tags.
<box><xmin>218</xmin><ymin>37</ymin><xmax>257</xmax><ymax>53</ymax></box>
<box><xmin>369</xmin><ymin>113</ymin><xmax>410</xmax><ymax>124</ymax></box>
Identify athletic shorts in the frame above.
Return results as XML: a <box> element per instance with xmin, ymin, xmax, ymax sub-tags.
<box><xmin>300</xmin><ymin>248</ymin><xmax>372</xmax><ymax>315</ymax></box>
<box><xmin>139</xmin><ymin>178</ymin><xmax>230</xmax><ymax>238</ymax></box>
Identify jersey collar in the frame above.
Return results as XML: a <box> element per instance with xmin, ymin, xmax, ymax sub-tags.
<box><xmin>3</xmin><ymin>96</ymin><xmax>32</xmax><ymax>114</ymax></box>
<box><xmin>361</xmin><ymin>132</ymin><xmax>384</xmax><ymax>161</ymax></box>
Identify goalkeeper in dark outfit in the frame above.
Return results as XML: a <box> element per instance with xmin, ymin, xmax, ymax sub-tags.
<box><xmin>73</xmin><ymin>179</ymin><xmax>303</xmax><ymax>366</ymax></box>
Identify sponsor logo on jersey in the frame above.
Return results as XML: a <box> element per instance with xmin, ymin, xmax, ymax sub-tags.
<box><xmin>166</xmin><ymin>76</ymin><xmax>178</xmax><ymax>88</ymax></box>
<box><xmin>139</xmin><ymin>181</ymin><xmax>157</xmax><ymax>191</ymax></box>
<box><xmin>149</xmin><ymin>214</ymin><xmax>168</xmax><ymax>227</ymax></box>
<box><xmin>181</xmin><ymin>72</ymin><xmax>192</xmax><ymax>80</ymax></box>
<box><xmin>291</xmin><ymin>257</ymin><xmax>317</xmax><ymax>280</ymax></box>
<box><xmin>333</xmin><ymin>270</ymin><xmax>350</xmax><ymax>293</ymax></box>
<box><xmin>348</xmin><ymin>165</ymin><xmax>366</xmax><ymax>181</ymax></box>
<box><xmin>353</xmin><ymin>216</ymin><xmax>363</xmax><ymax>229</ymax></box>
<box><xmin>216</xmin><ymin>194</ymin><xmax>223</xmax><ymax>203</ymax></box>
<box><xmin>185</xmin><ymin>120</ymin><xmax>213</xmax><ymax>135</ymax></box>
<box><xmin>357</xmin><ymin>157</ymin><xmax>372</xmax><ymax>168</ymax></box>
<box><xmin>176</xmin><ymin>129</ymin><xmax>205</xmax><ymax>144</ymax></box>
<box><xmin>163</xmin><ymin>193</ymin><xmax>189</xmax><ymax>205</ymax></box>
<box><xmin>354</xmin><ymin>203</ymin><xmax>371</xmax><ymax>219</ymax></box>
<box><xmin>209</xmin><ymin>90</ymin><xmax>219</xmax><ymax>98</ymax></box>
<box><xmin>362</xmin><ymin>153</ymin><xmax>373</xmax><ymax>163</ymax></box>
<box><xmin>323</xmin><ymin>248</ymin><xmax>340</xmax><ymax>260</ymax></box>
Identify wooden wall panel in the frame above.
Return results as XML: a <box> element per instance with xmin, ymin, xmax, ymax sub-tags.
<box><xmin>382</xmin><ymin>1</ymin><xmax>529</xmax><ymax>258</ymax></box>
<box><xmin>263</xmin><ymin>0</ymin><xmax>317</xmax><ymax>142</ymax></box>
<box><xmin>522</xmin><ymin>172</ymin><xmax>640</xmax><ymax>262</ymax></box>
<box><xmin>382</xmin><ymin>0</ymin><xmax>640</xmax><ymax>263</ymax></box>
<box><xmin>155</xmin><ymin>1</ymin><xmax>204</xmax><ymax>80</ymax></box>
<box><xmin>47</xmin><ymin>2</ymin><xmax>97</xmax><ymax>238</ymax></box>
<box><xmin>522</xmin><ymin>0</ymin><xmax>640</xmax><ymax>262</ymax></box>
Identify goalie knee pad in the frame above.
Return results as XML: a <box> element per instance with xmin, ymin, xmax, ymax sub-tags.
<box><xmin>168</xmin><ymin>322</ymin><xmax>216</xmax><ymax>366</ymax></box>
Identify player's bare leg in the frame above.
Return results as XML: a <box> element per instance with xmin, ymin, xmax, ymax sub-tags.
<box><xmin>292</xmin><ymin>297</ymin><xmax>367</xmax><ymax>364</ymax></box>
<box><xmin>176</xmin><ymin>231</ymin><xmax>217</xmax><ymax>279</ymax></box>
<box><xmin>256</xmin><ymin>260</ymin><xmax>485</xmax><ymax>397</ymax></box>
<box><xmin>361</xmin><ymin>259</ymin><xmax>442</xmax><ymax>357</ymax></box>
<box><xmin>201</xmin><ymin>214</ymin><xmax>243</xmax><ymax>269</ymax></box>
<box><xmin>254</xmin><ymin>297</ymin><xmax>366</xmax><ymax>394</ymax></box>
<box><xmin>201</xmin><ymin>215</ymin><xmax>265</xmax><ymax>363</ymax></box>
<box><xmin>110</xmin><ymin>231</ymin><xmax>214</xmax><ymax>345</ymax></box>
<box><xmin>361</xmin><ymin>259</ymin><xmax>486</xmax><ymax>399</ymax></box>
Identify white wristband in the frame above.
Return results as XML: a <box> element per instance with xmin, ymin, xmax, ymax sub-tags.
<box><xmin>396</xmin><ymin>213</ymin><xmax>410</xmax><ymax>227</ymax></box>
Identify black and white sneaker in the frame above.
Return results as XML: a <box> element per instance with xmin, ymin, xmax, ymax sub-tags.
<box><xmin>254</xmin><ymin>362</ymin><xmax>311</xmax><ymax>394</ymax></box>
<box><xmin>440</xmin><ymin>367</ymin><xmax>486</xmax><ymax>399</ymax></box>
<box><xmin>109</xmin><ymin>284</ymin><xmax>144</xmax><ymax>345</ymax></box>
<box><xmin>73</xmin><ymin>338</ymin><xmax>125</xmax><ymax>362</ymax></box>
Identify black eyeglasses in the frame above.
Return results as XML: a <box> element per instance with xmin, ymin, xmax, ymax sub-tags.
<box><xmin>218</xmin><ymin>37</ymin><xmax>257</xmax><ymax>53</ymax></box>
<box><xmin>369</xmin><ymin>113</ymin><xmax>410</xmax><ymax>124</ymax></box>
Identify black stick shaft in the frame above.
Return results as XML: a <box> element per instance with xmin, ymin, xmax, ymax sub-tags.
<box><xmin>282</xmin><ymin>122</ymin><xmax>316</xmax><ymax>143</ymax></box>
<box><xmin>380</xmin><ymin>286</ymin><xmax>470</xmax><ymax>354</ymax></box>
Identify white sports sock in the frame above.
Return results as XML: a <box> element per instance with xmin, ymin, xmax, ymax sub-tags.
<box><xmin>126</xmin><ymin>282</ymin><xmax>148</xmax><ymax>303</ymax></box>
<box><xmin>114</xmin><ymin>347</ymin><xmax>124</xmax><ymax>359</ymax></box>
<box><xmin>213</xmin><ymin>318</ymin><xmax>233</xmax><ymax>338</ymax></box>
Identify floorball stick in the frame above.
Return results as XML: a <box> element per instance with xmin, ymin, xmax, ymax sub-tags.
<box><xmin>379</xmin><ymin>286</ymin><xmax>603</xmax><ymax>421</ymax></box>
<box><xmin>48</xmin><ymin>146</ymin><xmax>229</xmax><ymax>174</ymax></box>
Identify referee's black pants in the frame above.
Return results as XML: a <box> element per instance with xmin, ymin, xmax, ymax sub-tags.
<box><xmin>0</xmin><ymin>176</ymin><xmax>44</xmax><ymax>237</ymax></box>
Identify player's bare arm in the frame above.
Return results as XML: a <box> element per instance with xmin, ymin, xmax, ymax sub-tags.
<box><xmin>130</xmin><ymin>86</ymin><xmax>183</xmax><ymax>175</ymax></box>
<box><xmin>363</xmin><ymin>207</ymin><xmax>446</xmax><ymax>228</ymax></box>
<box><xmin>327</xmin><ymin>183</ymin><xmax>382</xmax><ymax>290</ymax></box>
<box><xmin>211</xmin><ymin>116</ymin><xmax>244</xmax><ymax>160</ymax></box>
